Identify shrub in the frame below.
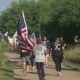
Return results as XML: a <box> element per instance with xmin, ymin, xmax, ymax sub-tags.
<box><xmin>64</xmin><ymin>45</ymin><xmax>80</xmax><ymax>63</ymax></box>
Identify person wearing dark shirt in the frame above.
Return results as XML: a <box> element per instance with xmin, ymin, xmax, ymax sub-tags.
<box><xmin>52</xmin><ymin>37</ymin><xmax>65</xmax><ymax>76</ymax></box>
<box><xmin>20</xmin><ymin>49</ymin><xmax>30</xmax><ymax>75</ymax></box>
<box><xmin>42</xmin><ymin>36</ymin><xmax>51</xmax><ymax>55</ymax></box>
<box><xmin>60</xmin><ymin>36</ymin><xmax>66</xmax><ymax>49</ymax></box>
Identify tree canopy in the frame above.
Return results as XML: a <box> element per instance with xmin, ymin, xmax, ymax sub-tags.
<box><xmin>0</xmin><ymin>0</ymin><xmax>80</xmax><ymax>43</ymax></box>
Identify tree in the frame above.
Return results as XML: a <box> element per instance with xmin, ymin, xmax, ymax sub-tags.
<box><xmin>0</xmin><ymin>0</ymin><xmax>80</xmax><ymax>43</ymax></box>
<box><xmin>0</xmin><ymin>0</ymin><xmax>53</xmax><ymax>35</ymax></box>
<box><xmin>45</xmin><ymin>0</ymin><xmax>80</xmax><ymax>43</ymax></box>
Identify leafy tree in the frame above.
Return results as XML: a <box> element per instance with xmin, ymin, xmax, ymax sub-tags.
<box><xmin>0</xmin><ymin>0</ymin><xmax>53</xmax><ymax>35</ymax></box>
<box><xmin>45</xmin><ymin>0</ymin><xmax>80</xmax><ymax>43</ymax></box>
<box><xmin>0</xmin><ymin>0</ymin><xmax>80</xmax><ymax>43</ymax></box>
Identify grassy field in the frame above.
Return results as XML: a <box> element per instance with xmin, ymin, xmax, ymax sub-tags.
<box><xmin>0</xmin><ymin>41</ymin><xmax>13</xmax><ymax>80</ymax></box>
<box><xmin>64</xmin><ymin>45</ymin><xmax>80</xmax><ymax>70</ymax></box>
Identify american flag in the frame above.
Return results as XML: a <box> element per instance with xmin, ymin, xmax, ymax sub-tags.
<box><xmin>17</xmin><ymin>12</ymin><xmax>35</xmax><ymax>50</ymax></box>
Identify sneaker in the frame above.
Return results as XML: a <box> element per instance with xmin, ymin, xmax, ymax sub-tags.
<box><xmin>57</xmin><ymin>71</ymin><xmax>61</xmax><ymax>76</ymax></box>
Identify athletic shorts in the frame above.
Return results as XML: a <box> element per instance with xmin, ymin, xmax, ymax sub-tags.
<box><xmin>21</xmin><ymin>52</ymin><xmax>30</xmax><ymax>64</ymax></box>
<box><xmin>22</xmin><ymin>56</ymin><xmax>30</xmax><ymax>64</ymax></box>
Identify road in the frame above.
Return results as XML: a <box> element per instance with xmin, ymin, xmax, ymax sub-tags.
<box><xmin>6</xmin><ymin>52</ymin><xmax>80</xmax><ymax>80</ymax></box>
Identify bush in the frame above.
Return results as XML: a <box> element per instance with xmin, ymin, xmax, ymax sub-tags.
<box><xmin>64</xmin><ymin>45</ymin><xmax>80</xmax><ymax>63</ymax></box>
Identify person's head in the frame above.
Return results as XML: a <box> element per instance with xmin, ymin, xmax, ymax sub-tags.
<box><xmin>43</xmin><ymin>36</ymin><xmax>47</xmax><ymax>40</ymax></box>
<box><xmin>37</xmin><ymin>39</ymin><xmax>42</xmax><ymax>44</ymax></box>
<box><xmin>55</xmin><ymin>37</ymin><xmax>60</xmax><ymax>43</ymax></box>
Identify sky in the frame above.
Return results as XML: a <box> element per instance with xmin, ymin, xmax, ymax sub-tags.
<box><xmin>0</xmin><ymin>0</ymin><xmax>38</xmax><ymax>12</ymax></box>
<box><xmin>0</xmin><ymin>0</ymin><xmax>18</xmax><ymax>12</ymax></box>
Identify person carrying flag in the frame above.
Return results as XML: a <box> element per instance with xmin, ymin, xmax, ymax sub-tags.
<box><xmin>17</xmin><ymin>11</ymin><xmax>35</xmax><ymax>74</ymax></box>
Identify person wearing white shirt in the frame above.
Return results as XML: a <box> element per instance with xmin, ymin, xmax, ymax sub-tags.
<box><xmin>33</xmin><ymin>39</ymin><xmax>48</xmax><ymax>80</ymax></box>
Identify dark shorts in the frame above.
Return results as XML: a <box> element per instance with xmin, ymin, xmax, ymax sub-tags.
<box><xmin>22</xmin><ymin>56</ymin><xmax>30</xmax><ymax>64</ymax></box>
<box><xmin>20</xmin><ymin>52</ymin><xmax>30</xmax><ymax>64</ymax></box>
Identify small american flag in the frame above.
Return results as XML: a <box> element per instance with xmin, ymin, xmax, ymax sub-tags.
<box><xmin>17</xmin><ymin>12</ymin><xmax>35</xmax><ymax>50</ymax></box>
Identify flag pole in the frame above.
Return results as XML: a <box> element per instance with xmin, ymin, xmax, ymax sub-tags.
<box><xmin>22</xmin><ymin>11</ymin><xmax>28</xmax><ymax>35</ymax></box>
<box><xmin>22</xmin><ymin>11</ymin><xmax>27</xmax><ymax>29</ymax></box>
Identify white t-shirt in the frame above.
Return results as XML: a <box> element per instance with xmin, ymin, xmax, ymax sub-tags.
<box><xmin>33</xmin><ymin>44</ymin><xmax>46</xmax><ymax>62</ymax></box>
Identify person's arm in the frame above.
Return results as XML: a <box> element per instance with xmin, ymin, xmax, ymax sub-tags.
<box><xmin>44</xmin><ymin>47</ymin><xmax>48</xmax><ymax>63</ymax></box>
<box><xmin>33</xmin><ymin>45</ymin><xmax>36</xmax><ymax>56</ymax></box>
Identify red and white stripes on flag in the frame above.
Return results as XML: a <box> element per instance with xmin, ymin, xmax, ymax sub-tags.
<box><xmin>17</xmin><ymin>11</ymin><xmax>35</xmax><ymax>50</ymax></box>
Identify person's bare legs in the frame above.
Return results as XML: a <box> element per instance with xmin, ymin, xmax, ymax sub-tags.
<box><xmin>26</xmin><ymin>64</ymin><xmax>29</xmax><ymax>73</ymax></box>
<box><xmin>23</xmin><ymin>62</ymin><xmax>26</xmax><ymax>73</ymax></box>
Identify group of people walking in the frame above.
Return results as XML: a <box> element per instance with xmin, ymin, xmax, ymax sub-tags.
<box><xmin>0</xmin><ymin>30</ymin><xmax>79</xmax><ymax>80</ymax></box>
<box><xmin>20</xmin><ymin>35</ymin><xmax>50</xmax><ymax>80</ymax></box>
<box><xmin>20</xmin><ymin>33</ymin><xmax>66</xmax><ymax>80</ymax></box>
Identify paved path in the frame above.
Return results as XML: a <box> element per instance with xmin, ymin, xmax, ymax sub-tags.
<box><xmin>6</xmin><ymin>52</ymin><xmax>80</xmax><ymax>80</ymax></box>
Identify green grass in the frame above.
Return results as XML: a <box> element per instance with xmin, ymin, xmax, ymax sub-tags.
<box><xmin>63</xmin><ymin>60</ymin><xmax>80</xmax><ymax>70</ymax></box>
<box><xmin>0</xmin><ymin>41</ymin><xmax>13</xmax><ymax>80</ymax></box>
<box><xmin>0</xmin><ymin>61</ymin><xmax>13</xmax><ymax>80</ymax></box>
<box><xmin>64</xmin><ymin>45</ymin><xmax>80</xmax><ymax>70</ymax></box>
<box><xmin>65</xmin><ymin>46</ymin><xmax>80</xmax><ymax>62</ymax></box>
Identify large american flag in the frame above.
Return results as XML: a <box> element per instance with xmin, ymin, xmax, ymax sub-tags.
<box><xmin>17</xmin><ymin>12</ymin><xmax>35</xmax><ymax>51</ymax></box>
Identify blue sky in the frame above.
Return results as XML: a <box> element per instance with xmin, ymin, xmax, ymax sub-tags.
<box><xmin>0</xmin><ymin>0</ymin><xmax>18</xmax><ymax>12</ymax></box>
